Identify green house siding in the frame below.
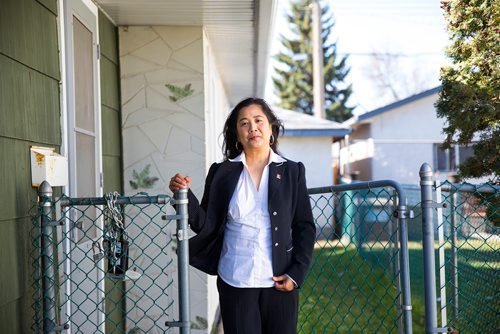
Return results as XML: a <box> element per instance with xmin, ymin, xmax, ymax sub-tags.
<box><xmin>98</xmin><ymin>11</ymin><xmax>125</xmax><ymax>332</ymax></box>
<box><xmin>99</xmin><ymin>11</ymin><xmax>123</xmax><ymax>194</ymax></box>
<box><xmin>0</xmin><ymin>2</ymin><xmax>123</xmax><ymax>332</ymax></box>
<box><xmin>0</xmin><ymin>56</ymin><xmax>61</xmax><ymax>144</ymax></box>
<box><xmin>0</xmin><ymin>0</ymin><xmax>60</xmax><ymax>332</ymax></box>
<box><xmin>0</xmin><ymin>0</ymin><xmax>59</xmax><ymax>79</ymax></box>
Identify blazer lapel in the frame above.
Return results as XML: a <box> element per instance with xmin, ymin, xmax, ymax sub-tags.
<box><xmin>268</xmin><ymin>161</ymin><xmax>285</xmax><ymax>203</ymax></box>
<box><xmin>214</xmin><ymin>161</ymin><xmax>243</xmax><ymax>207</ymax></box>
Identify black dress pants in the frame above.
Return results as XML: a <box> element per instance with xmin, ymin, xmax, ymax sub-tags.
<box><xmin>217</xmin><ymin>276</ymin><xmax>299</xmax><ymax>334</ymax></box>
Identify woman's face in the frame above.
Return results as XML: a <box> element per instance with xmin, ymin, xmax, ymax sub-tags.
<box><xmin>236</xmin><ymin>104</ymin><xmax>272</xmax><ymax>153</ymax></box>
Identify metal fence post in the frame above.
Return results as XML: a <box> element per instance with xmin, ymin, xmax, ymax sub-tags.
<box><xmin>450</xmin><ymin>191</ymin><xmax>459</xmax><ymax>321</ymax></box>
<box><xmin>419</xmin><ymin>163</ymin><xmax>438</xmax><ymax>334</ymax></box>
<box><xmin>434</xmin><ymin>181</ymin><xmax>447</xmax><ymax>328</ymax></box>
<box><xmin>396</xmin><ymin>197</ymin><xmax>413</xmax><ymax>334</ymax></box>
<box><xmin>39</xmin><ymin>181</ymin><xmax>57</xmax><ymax>334</ymax></box>
<box><xmin>176</xmin><ymin>188</ymin><xmax>191</xmax><ymax>334</ymax></box>
<box><xmin>391</xmin><ymin>190</ymin><xmax>403</xmax><ymax>334</ymax></box>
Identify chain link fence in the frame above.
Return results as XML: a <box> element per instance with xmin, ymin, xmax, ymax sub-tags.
<box><xmin>301</xmin><ymin>175</ymin><xmax>499</xmax><ymax>334</ymax></box>
<box><xmin>425</xmin><ymin>180</ymin><xmax>499</xmax><ymax>333</ymax></box>
<box><xmin>300</xmin><ymin>181</ymin><xmax>413</xmax><ymax>334</ymax></box>
<box><xmin>398</xmin><ymin>177</ymin><xmax>499</xmax><ymax>334</ymax></box>
<box><xmin>31</xmin><ymin>183</ymin><xmax>189</xmax><ymax>333</ymax></box>
<box><xmin>30</xmin><ymin>171</ymin><xmax>499</xmax><ymax>334</ymax></box>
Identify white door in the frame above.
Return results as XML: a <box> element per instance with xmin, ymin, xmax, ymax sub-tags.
<box><xmin>61</xmin><ymin>0</ymin><xmax>103</xmax><ymax>332</ymax></box>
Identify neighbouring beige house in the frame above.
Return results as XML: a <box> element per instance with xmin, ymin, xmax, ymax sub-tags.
<box><xmin>339</xmin><ymin>86</ymin><xmax>480</xmax><ymax>184</ymax></box>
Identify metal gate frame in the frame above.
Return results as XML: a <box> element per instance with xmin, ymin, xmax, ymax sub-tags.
<box><xmin>306</xmin><ymin>179</ymin><xmax>413</xmax><ymax>334</ymax></box>
<box><xmin>35</xmin><ymin>181</ymin><xmax>190</xmax><ymax>334</ymax></box>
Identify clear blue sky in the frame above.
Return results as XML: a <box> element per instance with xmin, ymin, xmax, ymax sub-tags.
<box><xmin>265</xmin><ymin>0</ymin><xmax>450</xmax><ymax>116</ymax></box>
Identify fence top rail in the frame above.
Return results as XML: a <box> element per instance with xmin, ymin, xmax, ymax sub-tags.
<box><xmin>437</xmin><ymin>182</ymin><xmax>500</xmax><ymax>194</ymax></box>
<box><xmin>59</xmin><ymin>194</ymin><xmax>171</xmax><ymax>207</ymax></box>
<box><xmin>308</xmin><ymin>179</ymin><xmax>405</xmax><ymax>205</ymax></box>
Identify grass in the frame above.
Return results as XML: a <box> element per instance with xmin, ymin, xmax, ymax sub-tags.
<box><xmin>406</xmin><ymin>240</ymin><xmax>500</xmax><ymax>333</ymax></box>
<box><xmin>298</xmin><ymin>244</ymin><xmax>423</xmax><ymax>334</ymax></box>
<box><xmin>298</xmin><ymin>240</ymin><xmax>499</xmax><ymax>333</ymax></box>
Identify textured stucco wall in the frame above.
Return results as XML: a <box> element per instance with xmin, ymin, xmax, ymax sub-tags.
<box><xmin>120</xmin><ymin>26</ymin><xmax>206</xmax><ymax>197</ymax></box>
<box><xmin>119</xmin><ymin>26</ymin><xmax>211</xmax><ymax>332</ymax></box>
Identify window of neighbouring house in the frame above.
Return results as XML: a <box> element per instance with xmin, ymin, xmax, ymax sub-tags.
<box><xmin>434</xmin><ymin>143</ymin><xmax>475</xmax><ymax>172</ymax></box>
<box><xmin>458</xmin><ymin>145</ymin><xmax>475</xmax><ymax>165</ymax></box>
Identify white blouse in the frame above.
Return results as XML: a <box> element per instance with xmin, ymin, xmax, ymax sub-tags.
<box><xmin>218</xmin><ymin>150</ymin><xmax>287</xmax><ymax>288</ymax></box>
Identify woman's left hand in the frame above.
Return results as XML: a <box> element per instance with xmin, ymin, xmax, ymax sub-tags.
<box><xmin>272</xmin><ymin>275</ymin><xmax>295</xmax><ymax>292</ymax></box>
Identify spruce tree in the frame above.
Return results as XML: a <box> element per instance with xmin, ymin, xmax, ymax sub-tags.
<box><xmin>273</xmin><ymin>0</ymin><xmax>354</xmax><ymax>122</ymax></box>
<box><xmin>436</xmin><ymin>0</ymin><xmax>499</xmax><ymax>182</ymax></box>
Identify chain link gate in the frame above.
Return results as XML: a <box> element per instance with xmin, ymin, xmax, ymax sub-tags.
<box><xmin>31</xmin><ymin>181</ymin><xmax>190</xmax><ymax>334</ymax></box>
<box><xmin>419</xmin><ymin>163</ymin><xmax>499</xmax><ymax>334</ymax></box>
<box><xmin>301</xmin><ymin>180</ymin><xmax>413</xmax><ymax>334</ymax></box>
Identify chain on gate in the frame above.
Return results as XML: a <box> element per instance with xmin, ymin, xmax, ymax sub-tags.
<box><xmin>91</xmin><ymin>192</ymin><xmax>140</xmax><ymax>280</ymax></box>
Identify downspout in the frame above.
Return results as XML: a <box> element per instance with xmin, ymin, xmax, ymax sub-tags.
<box><xmin>252</xmin><ymin>0</ymin><xmax>260</xmax><ymax>95</ymax></box>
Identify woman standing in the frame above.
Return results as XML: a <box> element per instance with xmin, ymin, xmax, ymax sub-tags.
<box><xmin>169</xmin><ymin>97</ymin><xmax>316</xmax><ymax>334</ymax></box>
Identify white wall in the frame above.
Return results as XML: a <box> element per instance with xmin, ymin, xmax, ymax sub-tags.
<box><xmin>119</xmin><ymin>25</ymin><xmax>212</xmax><ymax>333</ymax></box>
<box><xmin>203</xmin><ymin>29</ymin><xmax>230</xmax><ymax>166</ymax></box>
<box><xmin>368</xmin><ymin>94</ymin><xmax>445</xmax><ymax>184</ymax></box>
<box><xmin>279</xmin><ymin>136</ymin><xmax>336</xmax><ymax>239</ymax></box>
<box><xmin>202</xmin><ymin>28</ymin><xmax>231</xmax><ymax>330</ymax></box>
<box><xmin>279</xmin><ymin>136</ymin><xmax>333</xmax><ymax>188</ymax></box>
<box><xmin>369</xmin><ymin>95</ymin><xmax>444</xmax><ymax>141</ymax></box>
<box><xmin>371</xmin><ymin>141</ymin><xmax>436</xmax><ymax>185</ymax></box>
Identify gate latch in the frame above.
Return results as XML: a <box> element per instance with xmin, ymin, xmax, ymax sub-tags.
<box><xmin>393</xmin><ymin>208</ymin><xmax>414</xmax><ymax>219</ymax></box>
<box><xmin>165</xmin><ymin>320</ymin><xmax>190</xmax><ymax>328</ymax></box>
<box><xmin>421</xmin><ymin>201</ymin><xmax>447</xmax><ymax>209</ymax></box>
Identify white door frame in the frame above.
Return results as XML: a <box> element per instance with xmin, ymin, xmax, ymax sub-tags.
<box><xmin>62</xmin><ymin>0</ymin><xmax>102</xmax><ymax>195</ymax></box>
<box><xmin>58</xmin><ymin>0</ymin><xmax>104</xmax><ymax>332</ymax></box>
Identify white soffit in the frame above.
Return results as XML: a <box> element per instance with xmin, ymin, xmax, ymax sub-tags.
<box><xmin>95</xmin><ymin>0</ymin><xmax>277</xmax><ymax>106</ymax></box>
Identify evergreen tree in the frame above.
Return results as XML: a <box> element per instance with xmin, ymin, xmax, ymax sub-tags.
<box><xmin>273</xmin><ymin>0</ymin><xmax>354</xmax><ymax>122</ymax></box>
<box><xmin>436</xmin><ymin>0</ymin><xmax>499</xmax><ymax>182</ymax></box>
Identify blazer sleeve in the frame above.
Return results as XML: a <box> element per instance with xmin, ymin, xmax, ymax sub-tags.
<box><xmin>287</xmin><ymin>162</ymin><xmax>316</xmax><ymax>287</ymax></box>
<box><xmin>187</xmin><ymin>162</ymin><xmax>219</xmax><ymax>234</ymax></box>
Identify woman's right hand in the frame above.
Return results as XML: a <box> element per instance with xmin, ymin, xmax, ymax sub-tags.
<box><xmin>169</xmin><ymin>173</ymin><xmax>191</xmax><ymax>193</ymax></box>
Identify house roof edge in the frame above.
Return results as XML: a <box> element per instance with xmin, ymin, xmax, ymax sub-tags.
<box><xmin>357</xmin><ymin>86</ymin><xmax>442</xmax><ymax>123</ymax></box>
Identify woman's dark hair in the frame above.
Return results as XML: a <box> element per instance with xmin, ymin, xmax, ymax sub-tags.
<box><xmin>222</xmin><ymin>97</ymin><xmax>284</xmax><ymax>160</ymax></box>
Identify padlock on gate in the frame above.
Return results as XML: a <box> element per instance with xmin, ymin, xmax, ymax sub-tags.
<box><xmin>106</xmin><ymin>238</ymin><xmax>129</xmax><ymax>278</ymax></box>
<box><xmin>92</xmin><ymin>241</ymin><xmax>104</xmax><ymax>262</ymax></box>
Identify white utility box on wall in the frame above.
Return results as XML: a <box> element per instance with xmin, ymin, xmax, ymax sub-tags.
<box><xmin>30</xmin><ymin>146</ymin><xmax>68</xmax><ymax>187</ymax></box>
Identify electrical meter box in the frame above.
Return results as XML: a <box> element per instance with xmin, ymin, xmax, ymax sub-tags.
<box><xmin>30</xmin><ymin>146</ymin><xmax>68</xmax><ymax>187</ymax></box>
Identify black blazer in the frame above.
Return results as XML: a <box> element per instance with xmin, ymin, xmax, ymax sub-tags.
<box><xmin>187</xmin><ymin>158</ymin><xmax>316</xmax><ymax>287</ymax></box>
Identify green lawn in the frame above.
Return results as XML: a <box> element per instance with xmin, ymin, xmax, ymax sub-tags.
<box><xmin>406</xmin><ymin>240</ymin><xmax>499</xmax><ymax>333</ymax></box>
<box><xmin>298</xmin><ymin>240</ymin><xmax>499</xmax><ymax>333</ymax></box>
<box><xmin>298</xmin><ymin>244</ymin><xmax>425</xmax><ymax>334</ymax></box>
